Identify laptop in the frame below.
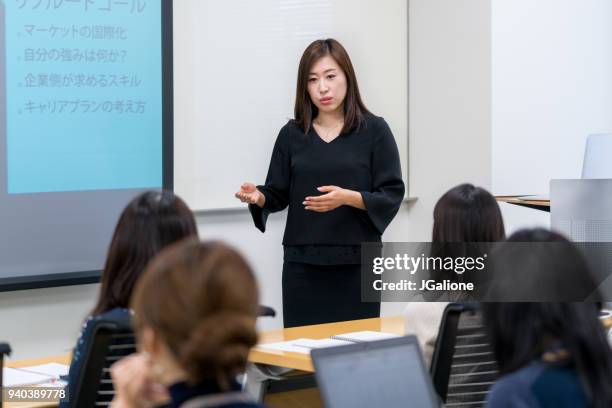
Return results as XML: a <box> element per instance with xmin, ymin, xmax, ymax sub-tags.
<box><xmin>311</xmin><ymin>336</ymin><xmax>441</xmax><ymax>408</ymax></box>
<box><xmin>582</xmin><ymin>133</ymin><xmax>612</xmax><ymax>178</ymax></box>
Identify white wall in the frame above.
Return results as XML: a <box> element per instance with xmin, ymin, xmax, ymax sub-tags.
<box><xmin>174</xmin><ymin>0</ymin><xmax>408</xmax><ymax>211</ymax></box>
<box><xmin>383</xmin><ymin>0</ymin><xmax>492</xmax><ymax>315</ymax></box>
<box><xmin>0</xmin><ymin>0</ymin><xmax>493</xmax><ymax>359</ymax></box>
<box><xmin>492</xmin><ymin>0</ymin><xmax>612</xmax><ymax>233</ymax></box>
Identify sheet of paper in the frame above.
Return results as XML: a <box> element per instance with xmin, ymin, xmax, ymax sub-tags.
<box><xmin>2</xmin><ymin>367</ymin><xmax>54</xmax><ymax>387</ymax></box>
<box><xmin>292</xmin><ymin>338</ymin><xmax>354</xmax><ymax>349</ymax></box>
<box><xmin>258</xmin><ymin>338</ymin><xmax>353</xmax><ymax>354</ymax></box>
<box><xmin>331</xmin><ymin>331</ymin><xmax>401</xmax><ymax>343</ymax></box>
<box><xmin>19</xmin><ymin>362</ymin><xmax>69</xmax><ymax>379</ymax></box>
<box><xmin>517</xmin><ymin>194</ymin><xmax>549</xmax><ymax>201</ymax></box>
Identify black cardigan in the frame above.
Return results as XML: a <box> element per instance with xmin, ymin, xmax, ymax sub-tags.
<box><xmin>249</xmin><ymin>114</ymin><xmax>404</xmax><ymax>261</ymax></box>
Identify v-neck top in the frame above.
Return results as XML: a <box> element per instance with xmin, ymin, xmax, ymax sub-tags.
<box><xmin>249</xmin><ymin>114</ymin><xmax>404</xmax><ymax>263</ymax></box>
<box><xmin>312</xmin><ymin>122</ymin><xmax>342</xmax><ymax>144</ymax></box>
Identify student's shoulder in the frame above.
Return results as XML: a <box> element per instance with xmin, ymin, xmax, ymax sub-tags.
<box><xmin>78</xmin><ymin>308</ymin><xmax>131</xmax><ymax>345</ymax></box>
<box><xmin>486</xmin><ymin>363</ymin><xmax>545</xmax><ymax>407</ymax></box>
<box><xmin>88</xmin><ymin>308</ymin><xmax>131</xmax><ymax>328</ymax></box>
<box><xmin>404</xmin><ymin>302</ymin><xmax>449</xmax><ymax>323</ymax></box>
<box><xmin>100</xmin><ymin>307</ymin><xmax>131</xmax><ymax>320</ymax></box>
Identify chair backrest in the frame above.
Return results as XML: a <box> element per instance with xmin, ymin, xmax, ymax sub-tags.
<box><xmin>431</xmin><ymin>303</ymin><xmax>498</xmax><ymax>408</ymax></box>
<box><xmin>257</xmin><ymin>305</ymin><xmax>276</xmax><ymax>318</ymax></box>
<box><xmin>70</xmin><ymin>305</ymin><xmax>272</xmax><ymax>407</ymax></box>
<box><xmin>71</xmin><ymin>314</ymin><xmax>136</xmax><ymax>407</ymax></box>
<box><xmin>0</xmin><ymin>342</ymin><xmax>12</xmax><ymax>406</ymax></box>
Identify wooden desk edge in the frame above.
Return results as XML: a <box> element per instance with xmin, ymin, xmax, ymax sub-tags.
<box><xmin>496</xmin><ymin>196</ymin><xmax>550</xmax><ymax>207</ymax></box>
<box><xmin>5</xmin><ymin>355</ymin><xmax>71</xmax><ymax>369</ymax></box>
<box><xmin>249</xmin><ymin>349</ymin><xmax>314</xmax><ymax>372</ymax></box>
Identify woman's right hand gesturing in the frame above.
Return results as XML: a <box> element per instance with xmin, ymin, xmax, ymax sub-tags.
<box><xmin>235</xmin><ymin>182</ymin><xmax>265</xmax><ymax>208</ymax></box>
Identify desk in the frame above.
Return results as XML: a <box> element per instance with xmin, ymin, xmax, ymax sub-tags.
<box><xmin>248</xmin><ymin>316</ymin><xmax>404</xmax><ymax>407</ymax></box>
<box><xmin>4</xmin><ymin>315</ymin><xmax>610</xmax><ymax>408</ymax></box>
<box><xmin>496</xmin><ymin>196</ymin><xmax>550</xmax><ymax>212</ymax></box>
<box><xmin>1</xmin><ymin>318</ymin><xmax>403</xmax><ymax>408</ymax></box>
<box><xmin>249</xmin><ymin>316</ymin><xmax>404</xmax><ymax>372</ymax></box>
<box><xmin>3</xmin><ymin>355</ymin><xmax>70</xmax><ymax>408</ymax></box>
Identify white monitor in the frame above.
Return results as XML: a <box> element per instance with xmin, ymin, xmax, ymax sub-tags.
<box><xmin>582</xmin><ymin>134</ymin><xmax>612</xmax><ymax>178</ymax></box>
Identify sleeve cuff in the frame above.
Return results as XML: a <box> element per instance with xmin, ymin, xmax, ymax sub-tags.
<box><xmin>249</xmin><ymin>203</ymin><xmax>269</xmax><ymax>233</ymax></box>
<box><xmin>360</xmin><ymin>191</ymin><xmax>388</xmax><ymax>236</ymax></box>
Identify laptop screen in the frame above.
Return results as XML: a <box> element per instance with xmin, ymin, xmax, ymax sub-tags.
<box><xmin>312</xmin><ymin>336</ymin><xmax>440</xmax><ymax>408</ymax></box>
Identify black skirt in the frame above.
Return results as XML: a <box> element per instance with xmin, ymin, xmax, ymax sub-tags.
<box><xmin>282</xmin><ymin>261</ymin><xmax>380</xmax><ymax>328</ymax></box>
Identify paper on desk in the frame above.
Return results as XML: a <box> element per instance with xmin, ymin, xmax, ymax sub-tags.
<box><xmin>258</xmin><ymin>338</ymin><xmax>353</xmax><ymax>354</ymax></box>
<box><xmin>517</xmin><ymin>194</ymin><xmax>549</xmax><ymax>201</ymax></box>
<box><xmin>2</xmin><ymin>367</ymin><xmax>54</xmax><ymax>387</ymax></box>
<box><xmin>19</xmin><ymin>362</ymin><xmax>69</xmax><ymax>379</ymax></box>
<box><xmin>331</xmin><ymin>331</ymin><xmax>401</xmax><ymax>342</ymax></box>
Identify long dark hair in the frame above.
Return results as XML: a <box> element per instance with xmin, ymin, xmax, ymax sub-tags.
<box><xmin>294</xmin><ymin>38</ymin><xmax>370</xmax><ymax>135</ymax></box>
<box><xmin>483</xmin><ymin>228</ymin><xmax>612</xmax><ymax>408</ymax></box>
<box><xmin>92</xmin><ymin>191</ymin><xmax>197</xmax><ymax>315</ymax></box>
<box><xmin>483</xmin><ymin>303</ymin><xmax>612</xmax><ymax>408</ymax></box>
<box><xmin>487</xmin><ymin>228</ymin><xmax>597</xmax><ymax>301</ymax></box>
<box><xmin>432</xmin><ymin>183</ymin><xmax>505</xmax><ymax>242</ymax></box>
<box><xmin>424</xmin><ymin>184</ymin><xmax>505</xmax><ymax>301</ymax></box>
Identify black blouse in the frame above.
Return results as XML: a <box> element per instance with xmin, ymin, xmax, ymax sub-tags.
<box><xmin>249</xmin><ymin>114</ymin><xmax>404</xmax><ymax>263</ymax></box>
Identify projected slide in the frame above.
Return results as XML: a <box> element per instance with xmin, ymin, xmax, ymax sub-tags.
<box><xmin>0</xmin><ymin>0</ymin><xmax>168</xmax><ymax>290</ymax></box>
<box><xmin>4</xmin><ymin>0</ymin><xmax>161</xmax><ymax>193</ymax></box>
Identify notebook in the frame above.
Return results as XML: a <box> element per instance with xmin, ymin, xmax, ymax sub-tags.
<box><xmin>312</xmin><ymin>335</ymin><xmax>440</xmax><ymax>408</ymax></box>
<box><xmin>258</xmin><ymin>331</ymin><xmax>401</xmax><ymax>354</ymax></box>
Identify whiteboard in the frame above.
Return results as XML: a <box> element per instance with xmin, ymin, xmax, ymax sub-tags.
<box><xmin>174</xmin><ymin>0</ymin><xmax>408</xmax><ymax>211</ymax></box>
<box><xmin>492</xmin><ymin>0</ymin><xmax>612</xmax><ymax>197</ymax></box>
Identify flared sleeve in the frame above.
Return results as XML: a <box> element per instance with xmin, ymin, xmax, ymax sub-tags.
<box><xmin>249</xmin><ymin>125</ymin><xmax>292</xmax><ymax>232</ymax></box>
<box><xmin>360</xmin><ymin>118</ymin><xmax>405</xmax><ymax>235</ymax></box>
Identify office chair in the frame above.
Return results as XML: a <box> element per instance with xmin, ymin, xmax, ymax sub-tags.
<box><xmin>70</xmin><ymin>304</ymin><xmax>275</xmax><ymax>407</ymax></box>
<box><xmin>257</xmin><ymin>305</ymin><xmax>276</xmax><ymax>318</ymax></box>
<box><xmin>430</xmin><ymin>303</ymin><xmax>498</xmax><ymax>407</ymax></box>
<box><xmin>70</xmin><ymin>314</ymin><xmax>136</xmax><ymax>407</ymax></box>
<box><xmin>0</xmin><ymin>343</ymin><xmax>12</xmax><ymax>406</ymax></box>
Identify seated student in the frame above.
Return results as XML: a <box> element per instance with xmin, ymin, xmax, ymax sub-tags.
<box><xmin>486</xmin><ymin>228</ymin><xmax>600</xmax><ymax>301</ymax></box>
<box><xmin>62</xmin><ymin>191</ymin><xmax>197</xmax><ymax>407</ymax></box>
<box><xmin>484</xmin><ymin>228</ymin><xmax>612</xmax><ymax>408</ymax></box>
<box><xmin>404</xmin><ymin>183</ymin><xmax>505</xmax><ymax>365</ymax></box>
<box><xmin>110</xmin><ymin>240</ymin><xmax>265</xmax><ymax>408</ymax></box>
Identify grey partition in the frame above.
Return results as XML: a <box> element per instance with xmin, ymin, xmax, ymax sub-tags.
<box><xmin>551</xmin><ymin>179</ymin><xmax>612</xmax><ymax>241</ymax></box>
<box><xmin>551</xmin><ymin>179</ymin><xmax>612</xmax><ymax>300</ymax></box>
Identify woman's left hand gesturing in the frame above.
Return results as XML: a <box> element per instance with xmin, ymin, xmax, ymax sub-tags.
<box><xmin>304</xmin><ymin>186</ymin><xmax>365</xmax><ymax>212</ymax></box>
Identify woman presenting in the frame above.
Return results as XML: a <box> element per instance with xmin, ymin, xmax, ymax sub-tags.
<box><xmin>235</xmin><ymin>39</ymin><xmax>404</xmax><ymax>328</ymax></box>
